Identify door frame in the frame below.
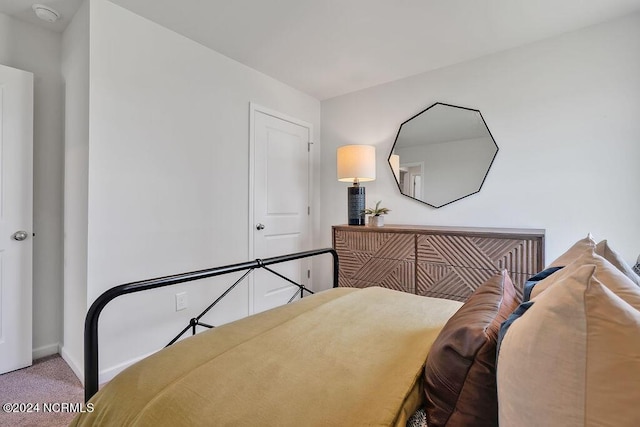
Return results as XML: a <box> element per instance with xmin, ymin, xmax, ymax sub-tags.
<box><xmin>400</xmin><ymin>161</ymin><xmax>424</xmax><ymax>199</ymax></box>
<box><xmin>248</xmin><ymin>103</ymin><xmax>314</xmax><ymax>314</ymax></box>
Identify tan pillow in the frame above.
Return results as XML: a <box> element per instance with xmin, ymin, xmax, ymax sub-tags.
<box><xmin>595</xmin><ymin>240</ymin><xmax>640</xmax><ymax>286</ymax></box>
<box><xmin>497</xmin><ymin>264</ymin><xmax>640</xmax><ymax>427</ymax></box>
<box><xmin>531</xmin><ymin>248</ymin><xmax>640</xmax><ymax>300</ymax></box>
<box><xmin>547</xmin><ymin>233</ymin><xmax>596</xmax><ymax>268</ymax></box>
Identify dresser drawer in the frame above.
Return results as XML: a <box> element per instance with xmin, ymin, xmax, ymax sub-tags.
<box><xmin>415</xmin><ymin>263</ymin><xmax>495</xmax><ymax>302</ymax></box>
<box><xmin>334</xmin><ymin>229</ymin><xmax>414</xmax><ymax>261</ymax></box>
<box><xmin>339</xmin><ymin>259</ymin><xmax>415</xmax><ymax>294</ymax></box>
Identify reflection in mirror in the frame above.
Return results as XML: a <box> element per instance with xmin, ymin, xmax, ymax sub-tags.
<box><xmin>389</xmin><ymin>103</ymin><xmax>498</xmax><ymax>208</ymax></box>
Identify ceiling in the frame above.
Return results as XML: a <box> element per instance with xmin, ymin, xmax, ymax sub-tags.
<box><xmin>2</xmin><ymin>0</ymin><xmax>640</xmax><ymax>99</ymax></box>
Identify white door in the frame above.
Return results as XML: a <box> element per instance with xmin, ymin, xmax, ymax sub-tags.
<box><xmin>250</xmin><ymin>105</ymin><xmax>312</xmax><ymax>314</ymax></box>
<box><xmin>0</xmin><ymin>64</ymin><xmax>34</xmax><ymax>374</ymax></box>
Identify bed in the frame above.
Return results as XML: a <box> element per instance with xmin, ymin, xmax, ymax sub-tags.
<box><xmin>71</xmin><ymin>248</ymin><xmax>463</xmax><ymax>426</ymax></box>
<box><xmin>72</xmin><ymin>235</ymin><xmax>640</xmax><ymax>426</ymax></box>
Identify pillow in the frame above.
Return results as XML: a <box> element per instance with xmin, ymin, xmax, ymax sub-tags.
<box><xmin>522</xmin><ymin>267</ymin><xmax>563</xmax><ymax>302</ymax></box>
<box><xmin>423</xmin><ymin>270</ymin><xmax>518</xmax><ymax>427</ymax></box>
<box><xmin>502</xmin><ymin>243</ymin><xmax>639</xmax><ymax>358</ymax></box>
<box><xmin>595</xmin><ymin>240</ymin><xmax>640</xmax><ymax>286</ymax></box>
<box><xmin>497</xmin><ymin>267</ymin><xmax>562</xmax><ymax>356</ymax></box>
<box><xmin>530</xmin><ymin>248</ymin><xmax>640</xmax><ymax>300</ymax></box>
<box><xmin>547</xmin><ymin>233</ymin><xmax>595</xmax><ymax>268</ymax></box>
<box><xmin>497</xmin><ymin>264</ymin><xmax>640</xmax><ymax>427</ymax></box>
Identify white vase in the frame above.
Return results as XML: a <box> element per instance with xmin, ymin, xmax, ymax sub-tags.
<box><xmin>369</xmin><ymin>215</ymin><xmax>384</xmax><ymax>227</ymax></box>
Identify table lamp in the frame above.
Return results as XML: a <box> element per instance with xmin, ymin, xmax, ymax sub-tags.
<box><xmin>337</xmin><ymin>145</ymin><xmax>376</xmax><ymax>225</ymax></box>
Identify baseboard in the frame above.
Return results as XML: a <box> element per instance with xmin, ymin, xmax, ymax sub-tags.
<box><xmin>32</xmin><ymin>343</ymin><xmax>61</xmax><ymax>360</ymax></box>
<box><xmin>60</xmin><ymin>345</ymin><xmax>84</xmax><ymax>384</ymax></box>
<box><xmin>60</xmin><ymin>345</ymin><xmax>157</xmax><ymax>386</ymax></box>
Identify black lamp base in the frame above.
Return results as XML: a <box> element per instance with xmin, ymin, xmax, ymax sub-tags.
<box><xmin>347</xmin><ymin>186</ymin><xmax>366</xmax><ymax>225</ymax></box>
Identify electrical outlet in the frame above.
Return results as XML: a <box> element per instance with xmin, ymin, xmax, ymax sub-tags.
<box><xmin>175</xmin><ymin>292</ymin><xmax>188</xmax><ymax>311</ymax></box>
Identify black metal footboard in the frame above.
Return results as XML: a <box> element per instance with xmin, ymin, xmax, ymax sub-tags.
<box><xmin>84</xmin><ymin>248</ymin><xmax>339</xmax><ymax>402</ymax></box>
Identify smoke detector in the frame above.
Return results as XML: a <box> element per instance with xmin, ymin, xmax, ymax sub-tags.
<box><xmin>32</xmin><ymin>4</ymin><xmax>60</xmax><ymax>23</ymax></box>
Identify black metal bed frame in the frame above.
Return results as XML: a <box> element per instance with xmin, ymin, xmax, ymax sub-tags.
<box><xmin>83</xmin><ymin>248</ymin><xmax>339</xmax><ymax>402</ymax></box>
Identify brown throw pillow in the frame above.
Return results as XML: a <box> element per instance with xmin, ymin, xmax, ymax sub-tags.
<box><xmin>423</xmin><ymin>270</ymin><xmax>519</xmax><ymax>427</ymax></box>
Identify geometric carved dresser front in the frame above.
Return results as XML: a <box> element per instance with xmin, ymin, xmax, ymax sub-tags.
<box><xmin>333</xmin><ymin>224</ymin><xmax>545</xmax><ymax>302</ymax></box>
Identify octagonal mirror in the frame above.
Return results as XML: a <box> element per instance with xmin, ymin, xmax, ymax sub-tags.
<box><xmin>388</xmin><ymin>102</ymin><xmax>498</xmax><ymax>208</ymax></box>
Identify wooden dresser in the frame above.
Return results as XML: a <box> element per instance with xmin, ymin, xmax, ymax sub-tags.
<box><xmin>332</xmin><ymin>224</ymin><xmax>545</xmax><ymax>301</ymax></box>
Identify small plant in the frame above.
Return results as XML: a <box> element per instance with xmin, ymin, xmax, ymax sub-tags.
<box><xmin>363</xmin><ymin>201</ymin><xmax>390</xmax><ymax>216</ymax></box>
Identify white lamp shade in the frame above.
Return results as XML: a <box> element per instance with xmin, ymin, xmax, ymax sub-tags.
<box><xmin>337</xmin><ymin>145</ymin><xmax>376</xmax><ymax>182</ymax></box>
<box><xmin>389</xmin><ymin>154</ymin><xmax>400</xmax><ymax>181</ymax></box>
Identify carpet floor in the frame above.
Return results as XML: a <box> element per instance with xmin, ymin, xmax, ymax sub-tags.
<box><xmin>0</xmin><ymin>355</ymin><xmax>84</xmax><ymax>427</ymax></box>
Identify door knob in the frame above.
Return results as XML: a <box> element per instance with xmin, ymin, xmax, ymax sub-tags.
<box><xmin>256</xmin><ymin>223</ymin><xmax>265</xmax><ymax>230</ymax></box>
<box><xmin>12</xmin><ymin>230</ymin><xmax>28</xmax><ymax>241</ymax></box>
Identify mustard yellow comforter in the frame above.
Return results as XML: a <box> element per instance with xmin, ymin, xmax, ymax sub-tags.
<box><xmin>72</xmin><ymin>287</ymin><xmax>462</xmax><ymax>426</ymax></box>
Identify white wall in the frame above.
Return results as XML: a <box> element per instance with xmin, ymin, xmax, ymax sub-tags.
<box><xmin>63</xmin><ymin>0</ymin><xmax>320</xmax><ymax>381</ymax></box>
<box><xmin>61</xmin><ymin>0</ymin><xmax>90</xmax><ymax>377</ymax></box>
<box><xmin>320</xmin><ymin>11</ymin><xmax>640</xmax><ymax>288</ymax></box>
<box><xmin>0</xmin><ymin>13</ymin><xmax>64</xmax><ymax>358</ymax></box>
